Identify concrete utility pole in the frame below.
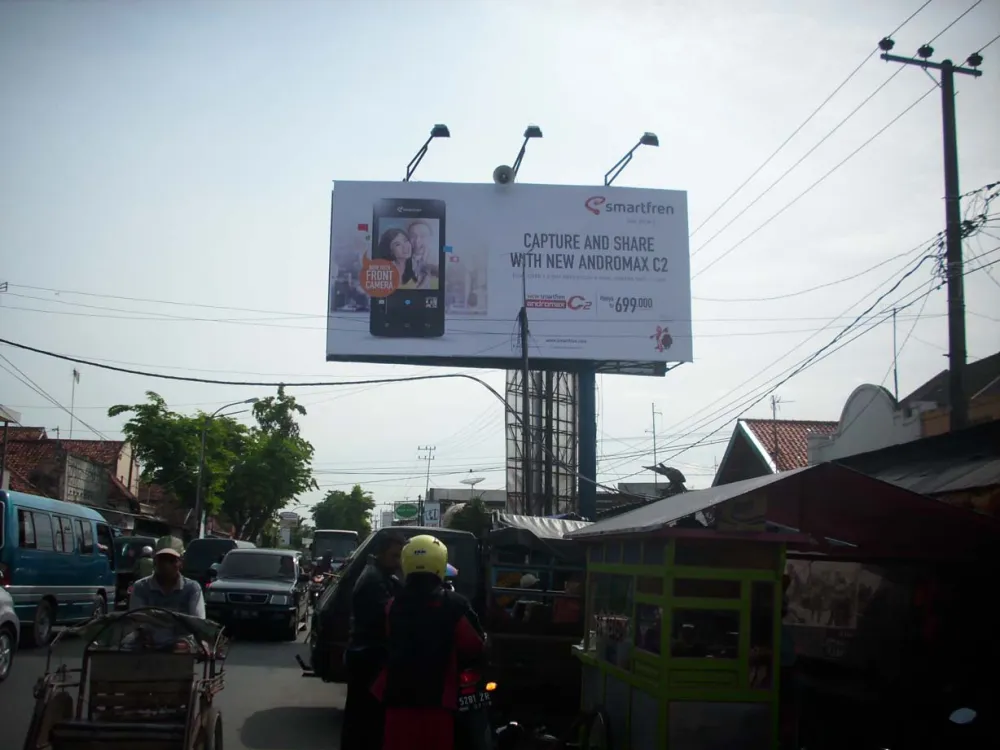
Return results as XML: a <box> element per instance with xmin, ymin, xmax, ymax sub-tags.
<box><xmin>417</xmin><ymin>446</ymin><xmax>436</xmax><ymax>524</ymax></box>
<box><xmin>879</xmin><ymin>37</ymin><xmax>984</xmax><ymax>430</ymax></box>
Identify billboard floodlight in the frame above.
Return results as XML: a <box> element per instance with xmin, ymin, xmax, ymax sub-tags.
<box><xmin>605</xmin><ymin>131</ymin><xmax>659</xmax><ymax>186</ymax></box>
<box><xmin>509</xmin><ymin>124</ymin><xmax>544</xmax><ymax>181</ymax></box>
<box><xmin>404</xmin><ymin>124</ymin><xmax>451</xmax><ymax>182</ymax></box>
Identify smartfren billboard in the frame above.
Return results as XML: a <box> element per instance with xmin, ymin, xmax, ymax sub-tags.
<box><xmin>326</xmin><ymin>181</ymin><xmax>692</xmax><ymax>368</ymax></box>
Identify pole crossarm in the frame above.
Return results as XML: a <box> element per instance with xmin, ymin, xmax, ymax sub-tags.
<box><xmin>879</xmin><ymin>53</ymin><xmax>983</xmax><ymax>77</ymax></box>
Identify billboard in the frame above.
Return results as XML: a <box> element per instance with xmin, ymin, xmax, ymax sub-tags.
<box><xmin>327</xmin><ymin>181</ymin><xmax>692</xmax><ymax>369</ymax></box>
<box><xmin>423</xmin><ymin>500</ymin><xmax>441</xmax><ymax>528</ymax></box>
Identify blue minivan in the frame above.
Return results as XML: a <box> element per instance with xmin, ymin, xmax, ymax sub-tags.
<box><xmin>0</xmin><ymin>489</ymin><xmax>116</xmax><ymax>647</ymax></box>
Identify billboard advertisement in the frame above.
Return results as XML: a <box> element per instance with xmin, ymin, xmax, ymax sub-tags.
<box><xmin>327</xmin><ymin>181</ymin><xmax>692</xmax><ymax>369</ymax></box>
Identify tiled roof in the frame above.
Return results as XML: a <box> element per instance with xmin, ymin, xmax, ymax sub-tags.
<box><xmin>55</xmin><ymin>439</ymin><xmax>124</xmax><ymax>466</ymax></box>
<box><xmin>742</xmin><ymin>419</ymin><xmax>838</xmax><ymax>472</ymax></box>
<box><xmin>0</xmin><ymin>426</ymin><xmax>48</xmax><ymax>441</ymax></box>
<box><xmin>3</xmin><ymin>441</ymin><xmax>65</xmax><ymax>497</ymax></box>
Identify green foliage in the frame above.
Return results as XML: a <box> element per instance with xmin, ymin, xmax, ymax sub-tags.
<box><xmin>109</xmin><ymin>387</ymin><xmax>316</xmax><ymax>541</ymax></box>
<box><xmin>109</xmin><ymin>392</ymin><xmax>248</xmax><ymax>516</ymax></box>
<box><xmin>445</xmin><ymin>496</ymin><xmax>491</xmax><ymax>537</ymax></box>
<box><xmin>222</xmin><ymin>388</ymin><xmax>318</xmax><ymax>541</ymax></box>
<box><xmin>310</xmin><ymin>484</ymin><xmax>375</xmax><ymax>539</ymax></box>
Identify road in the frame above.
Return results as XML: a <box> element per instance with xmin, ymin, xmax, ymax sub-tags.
<box><xmin>0</xmin><ymin>629</ymin><xmax>347</xmax><ymax>750</ymax></box>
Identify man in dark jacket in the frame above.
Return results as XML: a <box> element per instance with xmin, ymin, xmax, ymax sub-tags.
<box><xmin>340</xmin><ymin>532</ymin><xmax>405</xmax><ymax>750</ymax></box>
<box><xmin>371</xmin><ymin>535</ymin><xmax>485</xmax><ymax>750</ymax></box>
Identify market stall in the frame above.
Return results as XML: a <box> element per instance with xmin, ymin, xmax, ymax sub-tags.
<box><xmin>565</xmin><ymin>473</ymin><xmax>814</xmax><ymax>750</ymax></box>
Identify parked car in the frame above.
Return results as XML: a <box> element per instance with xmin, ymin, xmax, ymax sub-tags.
<box><xmin>0</xmin><ymin>586</ymin><xmax>19</xmax><ymax>682</ymax></box>
<box><xmin>204</xmin><ymin>548</ymin><xmax>308</xmax><ymax>639</ymax></box>
<box><xmin>0</xmin><ymin>490</ymin><xmax>116</xmax><ymax>647</ymax></box>
<box><xmin>182</xmin><ymin>537</ymin><xmax>256</xmax><ymax>588</ymax></box>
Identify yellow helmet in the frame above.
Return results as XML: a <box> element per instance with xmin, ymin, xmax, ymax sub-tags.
<box><xmin>400</xmin><ymin>534</ymin><xmax>448</xmax><ymax>580</ymax></box>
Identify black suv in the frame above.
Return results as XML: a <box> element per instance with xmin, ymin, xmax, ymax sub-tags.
<box><xmin>183</xmin><ymin>537</ymin><xmax>256</xmax><ymax>588</ymax></box>
<box><xmin>204</xmin><ymin>548</ymin><xmax>308</xmax><ymax>639</ymax></box>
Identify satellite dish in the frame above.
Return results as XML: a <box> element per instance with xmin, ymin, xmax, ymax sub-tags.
<box><xmin>461</xmin><ymin>476</ymin><xmax>485</xmax><ymax>487</ymax></box>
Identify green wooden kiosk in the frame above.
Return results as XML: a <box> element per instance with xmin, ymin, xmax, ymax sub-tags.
<box><xmin>566</xmin><ymin>489</ymin><xmax>807</xmax><ymax>750</ymax></box>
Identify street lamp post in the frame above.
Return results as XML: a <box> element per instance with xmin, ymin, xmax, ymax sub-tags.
<box><xmin>193</xmin><ymin>398</ymin><xmax>258</xmax><ymax>538</ymax></box>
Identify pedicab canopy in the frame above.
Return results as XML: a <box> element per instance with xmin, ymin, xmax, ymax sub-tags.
<box><xmin>562</xmin><ymin>462</ymin><xmax>1000</xmax><ymax>750</ymax></box>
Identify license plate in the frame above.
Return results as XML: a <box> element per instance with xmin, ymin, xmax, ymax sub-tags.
<box><xmin>457</xmin><ymin>691</ymin><xmax>491</xmax><ymax>712</ymax></box>
<box><xmin>236</xmin><ymin>609</ymin><xmax>259</xmax><ymax>619</ymax></box>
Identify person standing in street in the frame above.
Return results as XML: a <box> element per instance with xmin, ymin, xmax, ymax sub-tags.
<box><xmin>340</xmin><ymin>532</ymin><xmax>405</xmax><ymax>750</ymax></box>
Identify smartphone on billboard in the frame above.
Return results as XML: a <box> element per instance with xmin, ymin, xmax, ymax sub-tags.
<box><xmin>369</xmin><ymin>198</ymin><xmax>446</xmax><ymax>338</ymax></box>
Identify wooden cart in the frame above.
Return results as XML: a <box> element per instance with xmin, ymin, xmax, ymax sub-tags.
<box><xmin>23</xmin><ymin>607</ymin><xmax>227</xmax><ymax>750</ymax></box>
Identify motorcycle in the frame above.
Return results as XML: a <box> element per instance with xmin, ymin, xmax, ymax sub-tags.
<box><xmin>308</xmin><ymin>572</ymin><xmax>334</xmax><ymax>608</ymax></box>
<box><xmin>455</xmin><ymin>667</ymin><xmax>496</xmax><ymax>750</ymax></box>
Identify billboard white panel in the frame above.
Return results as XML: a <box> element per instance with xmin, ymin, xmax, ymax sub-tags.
<box><xmin>423</xmin><ymin>501</ymin><xmax>441</xmax><ymax>528</ymax></box>
<box><xmin>327</xmin><ymin>181</ymin><xmax>692</xmax><ymax>366</ymax></box>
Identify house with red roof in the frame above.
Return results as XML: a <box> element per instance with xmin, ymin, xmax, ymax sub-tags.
<box><xmin>712</xmin><ymin>418</ymin><xmax>839</xmax><ymax>487</ymax></box>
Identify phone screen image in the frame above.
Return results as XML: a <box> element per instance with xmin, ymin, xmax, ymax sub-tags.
<box><xmin>369</xmin><ymin>199</ymin><xmax>446</xmax><ymax>338</ymax></box>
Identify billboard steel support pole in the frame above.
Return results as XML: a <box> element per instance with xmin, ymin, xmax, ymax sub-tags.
<box><xmin>518</xmin><ymin>306</ymin><xmax>532</xmax><ymax>515</ymax></box>
<box><xmin>578</xmin><ymin>369</ymin><xmax>597</xmax><ymax>521</ymax></box>
<box><xmin>879</xmin><ymin>41</ymin><xmax>983</xmax><ymax>430</ymax></box>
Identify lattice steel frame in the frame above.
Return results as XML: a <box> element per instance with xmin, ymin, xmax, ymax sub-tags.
<box><xmin>505</xmin><ymin>369</ymin><xmax>578</xmax><ymax>516</ymax></box>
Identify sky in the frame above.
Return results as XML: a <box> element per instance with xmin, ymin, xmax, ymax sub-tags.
<box><xmin>1</xmin><ymin>0</ymin><xmax>998</xmax><ymax>520</ymax></box>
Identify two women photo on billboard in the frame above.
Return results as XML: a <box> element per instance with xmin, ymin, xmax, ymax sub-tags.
<box><xmin>375</xmin><ymin>220</ymin><xmax>440</xmax><ymax>291</ymax></box>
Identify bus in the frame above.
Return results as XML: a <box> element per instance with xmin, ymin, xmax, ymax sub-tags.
<box><xmin>0</xmin><ymin>490</ymin><xmax>116</xmax><ymax>646</ymax></box>
<box><xmin>311</xmin><ymin>529</ymin><xmax>359</xmax><ymax>566</ymax></box>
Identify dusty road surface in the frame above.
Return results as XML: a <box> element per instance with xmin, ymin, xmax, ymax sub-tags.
<box><xmin>0</xmin><ymin>628</ymin><xmax>347</xmax><ymax>750</ymax></box>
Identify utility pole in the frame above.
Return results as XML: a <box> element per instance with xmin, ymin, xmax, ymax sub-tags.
<box><xmin>646</xmin><ymin>403</ymin><xmax>662</xmax><ymax>487</ymax></box>
<box><xmin>879</xmin><ymin>38</ymin><xmax>984</xmax><ymax>430</ymax></box>
<box><xmin>891</xmin><ymin>308</ymin><xmax>900</xmax><ymax>402</ymax></box>
<box><xmin>417</xmin><ymin>446</ymin><xmax>435</xmax><ymax>524</ymax></box>
<box><xmin>69</xmin><ymin>368</ymin><xmax>80</xmax><ymax>439</ymax></box>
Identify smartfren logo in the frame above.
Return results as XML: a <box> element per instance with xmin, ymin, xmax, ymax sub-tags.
<box><xmin>585</xmin><ymin>195</ymin><xmax>674</xmax><ymax>216</ymax></box>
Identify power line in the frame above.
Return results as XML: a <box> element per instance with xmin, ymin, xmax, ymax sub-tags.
<box><xmin>688</xmin><ymin>0</ymin><xmax>935</xmax><ymax>238</ymax></box>
<box><xmin>0</xmin><ymin>288</ymin><xmax>946</xmax><ymax>328</ymax></box>
<box><xmin>600</xmin><ymin>254</ymin><xmax>945</xmax><ymax>478</ymax></box>
<box><xmin>0</xmin><ymin>354</ymin><xmax>111</xmax><ymax>440</ymax></box>
<box><xmin>925</xmin><ymin>0</ymin><xmax>982</xmax><ymax>45</ymax></box>
<box><xmin>607</xmin><ymin>251</ymin><xmax>999</xmax><ymax>483</ymax></box>
<box><xmin>690</xmin><ymin>66</ymin><xmax>905</xmax><ymax>259</ymax></box>
<box><xmin>692</xmin><ymin>83</ymin><xmax>938</xmax><ymax>279</ymax></box>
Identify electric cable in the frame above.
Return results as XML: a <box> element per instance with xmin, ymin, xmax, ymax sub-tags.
<box><xmin>0</xmin><ymin>289</ymin><xmax>943</xmax><ymax>330</ymax></box>
<box><xmin>0</xmin><ymin>353</ymin><xmax>112</xmax><ymax>440</ymax></box>
<box><xmin>925</xmin><ymin>0</ymin><xmax>982</xmax><ymax>46</ymax></box>
<box><xmin>608</xmin><ymin>250</ymin><xmax>998</xmax><ymax>485</ymax></box>
<box><xmin>692</xmin><ymin>84</ymin><xmax>938</xmax><ymax>279</ymax></box>
<box><xmin>600</xmin><ymin>266</ymin><xmax>942</xmax><ymax>478</ymax></box>
<box><xmin>690</xmin><ymin>66</ymin><xmax>905</xmax><ymax>259</ymax></box>
<box><xmin>688</xmin><ymin>0</ymin><xmax>936</xmax><ymax>238</ymax></box>
<box><xmin>831</xmin><ymin>289</ymin><xmax>934</xmax><ymax>439</ymax></box>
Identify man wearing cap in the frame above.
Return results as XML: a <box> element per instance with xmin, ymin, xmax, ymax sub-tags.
<box><xmin>129</xmin><ymin>536</ymin><xmax>206</xmax><ymax>619</ymax></box>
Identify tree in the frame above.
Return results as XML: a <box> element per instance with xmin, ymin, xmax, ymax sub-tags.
<box><xmin>109</xmin><ymin>387</ymin><xmax>317</xmax><ymax>541</ymax></box>
<box><xmin>310</xmin><ymin>484</ymin><xmax>375</xmax><ymax>539</ymax></box>
<box><xmin>222</xmin><ymin>387</ymin><xmax>318</xmax><ymax>541</ymax></box>
<box><xmin>109</xmin><ymin>392</ymin><xmax>249</xmax><ymax>517</ymax></box>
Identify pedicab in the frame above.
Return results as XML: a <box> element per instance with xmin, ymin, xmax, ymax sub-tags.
<box><xmin>496</xmin><ymin>477</ymin><xmax>813</xmax><ymax>750</ymax></box>
<box><xmin>22</xmin><ymin>607</ymin><xmax>228</xmax><ymax>750</ymax></box>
